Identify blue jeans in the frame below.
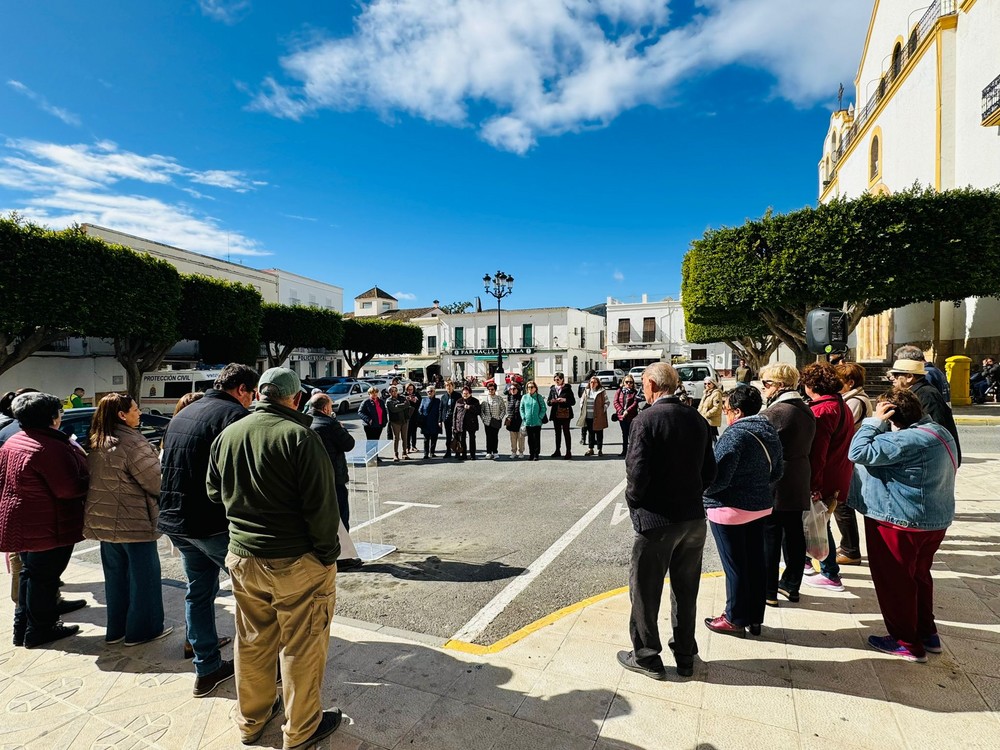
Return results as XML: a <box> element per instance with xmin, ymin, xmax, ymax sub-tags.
<box><xmin>100</xmin><ymin>541</ymin><xmax>164</xmax><ymax>643</ymax></box>
<box><xmin>819</xmin><ymin>523</ymin><xmax>841</xmax><ymax>580</ymax></box>
<box><xmin>169</xmin><ymin>534</ymin><xmax>229</xmax><ymax>676</ymax></box>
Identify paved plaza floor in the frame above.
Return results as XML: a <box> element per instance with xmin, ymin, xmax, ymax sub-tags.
<box><xmin>3</xmin><ymin>449</ymin><xmax>999</xmax><ymax>749</ymax></box>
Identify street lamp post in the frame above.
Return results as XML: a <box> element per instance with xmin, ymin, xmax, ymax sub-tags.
<box><xmin>483</xmin><ymin>270</ymin><xmax>514</xmax><ymax>378</ymax></box>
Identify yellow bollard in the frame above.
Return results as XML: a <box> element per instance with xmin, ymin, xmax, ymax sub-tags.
<box><xmin>946</xmin><ymin>355</ymin><xmax>972</xmax><ymax>406</ymax></box>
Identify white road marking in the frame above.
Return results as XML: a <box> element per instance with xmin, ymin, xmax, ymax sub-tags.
<box><xmin>451</xmin><ymin>477</ymin><xmax>628</xmax><ymax>643</ymax></box>
<box><xmin>351</xmin><ymin>501</ymin><xmax>441</xmax><ymax>532</ymax></box>
<box><xmin>71</xmin><ymin>545</ymin><xmax>101</xmax><ymax>557</ymax></box>
<box><xmin>610</xmin><ymin>502</ymin><xmax>630</xmax><ymax>526</ymax></box>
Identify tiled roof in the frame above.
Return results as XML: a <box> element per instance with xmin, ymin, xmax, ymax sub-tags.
<box><xmin>354</xmin><ymin>286</ymin><xmax>396</xmax><ymax>301</ymax></box>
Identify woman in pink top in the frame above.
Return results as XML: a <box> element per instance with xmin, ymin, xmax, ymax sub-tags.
<box><xmin>702</xmin><ymin>387</ymin><xmax>783</xmax><ymax>638</ymax></box>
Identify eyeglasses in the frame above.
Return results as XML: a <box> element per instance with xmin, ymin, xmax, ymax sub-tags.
<box><xmin>761</xmin><ymin>380</ymin><xmax>775</xmax><ymax>388</ymax></box>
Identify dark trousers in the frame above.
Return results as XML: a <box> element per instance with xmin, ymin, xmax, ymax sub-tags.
<box><xmin>833</xmin><ymin>503</ymin><xmax>861</xmax><ymax>558</ymax></box>
<box><xmin>866</xmin><ymin>517</ymin><xmax>946</xmax><ymax>657</ymax></box>
<box><xmin>15</xmin><ymin>545</ymin><xmax>74</xmax><ymax>641</ymax></box>
<box><xmin>526</xmin><ymin>426</ymin><xmax>542</xmax><ymax>458</ymax></box>
<box><xmin>423</xmin><ymin>435</ymin><xmax>438</xmax><ymax>456</ymax></box>
<box><xmin>407</xmin><ymin>414</ymin><xmax>420</xmax><ymax>449</ymax></box>
<box><xmin>336</xmin><ymin>483</ymin><xmax>350</xmax><ymax>531</ymax></box>
<box><xmin>711</xmin><ymin>518</ymin><xmax>767</xmax><ymax>627</ymax></box>
<box><xmin>457</xmin><ymin>430</ymin><xmax>477</xmax><ymax>458</ymax></box>
<box><xmin>764</xmin><ymin>509</ymin><xmax>806</xmax><ymax>598</ymax></box>
<box><xmin>484</xmin><ymin>425</ymin><xmax>501</xmax><ymax>453</ymax></box>
<box><xmin>620</xmin><ymin>418</ymin><xmax>632</xmax><ymax>453</ymax></box>
<box><xmin>101</xmin><ymin>541</ymin><xmax>165</xmax><ymax>643</ymax></box>
<box><xmin>443</xmin><ymin>419</ymin><xmax>454</xmax><ymax>455</ymax></box>
<box><xmin>552</xmin><ymin>418</ymin><xmax>572</xmax><ymax>454</ymax></box>
<box><xmin>363</xmin><ymin>424</ymin><xmax>384</xmax><ymax>440</ymax></box>
<box><xmin>580</xmin><ymin>423</ymin><xmax>589</xmax><ymax>444</ymax></box>
<box><xmin>585</xmin><ymin>419</ymin><xmax>604</xmax><ymax>450</ymax></box>
<box><xmin>628</xmin><ymin>519</ymin><xmax>706</xmax><ymax>669</ymax></box>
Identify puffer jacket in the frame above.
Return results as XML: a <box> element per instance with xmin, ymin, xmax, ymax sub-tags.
<box><xmin>481</xmin><ymin>393</ymin><xmax>507</xmax><ymax>427</ymax></box>
<box><xmin>698</xmin><ymin>388</ymin><xmax>724</xmax><ymax>427</ymax></box>
<box><xmin>85</xmin><ymin>425</ymin><xmax>161</xmax><ymax>543</ymax></box>
<box><xmin>519</xmin><ymin>392</ymin><xmax>547</xmax><ymax>427</ymax></box>
<box><xmin>703</xmin><ymin>415</ymin><xmax>784</xmax><ymax>512</ymax></box>
<box><xmin>0</xmin><ymin>427</ymin><xmax>89</xmax><ymax>552</ymax></box>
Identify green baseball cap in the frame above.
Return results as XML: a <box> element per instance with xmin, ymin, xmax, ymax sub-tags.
<box><xmin>257</xmin><ymin>367</ymin><xmax>301</xmax><ymax>398</ymax></box>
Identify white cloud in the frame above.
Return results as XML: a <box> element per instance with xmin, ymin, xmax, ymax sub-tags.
<box><xmin>394</xmin><ymin>291</ymin><xmax>417</xmax><ymax>301</ymax></box>
<box><xmin>281</xmin><ymin>213</ymin><xmax>318</xmax><ymax>222</ymax></box>
<box><xmin>199</xmin><ymin>0</ymin><xmax>251</xmax><ymax>25</ymax></box>
<box><xmin>0</xmin><ymin>138</ymin><xmax>268</xmax><ymax>257</ymax></box>
<box><xmin>7</xmin><ymin>80</ymin><xmax>81</xmax><ymax>126</ymax></box>
<box><xmin>252</xmin><ymin>0</ymin><xmax>870</xmax><ymax>153</ymax></box>
<box><xmin>613</xmin><ymin>270</ymin><xmax>625</xmax><ymax>282</ymax></box>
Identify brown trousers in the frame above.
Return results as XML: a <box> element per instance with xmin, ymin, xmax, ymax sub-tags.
<box><xmin>227</xmin><ymin>552</ymin><xmax>337</xmax><ymax>747</ymax></box>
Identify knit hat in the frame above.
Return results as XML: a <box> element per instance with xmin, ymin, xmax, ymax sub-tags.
<box><xmin>257</xmin><ymin>367</ymin><xmax>301</xmax><ymax>397</ymax></box>
<box><xmin>888</xmin><ymin>359</ymin><xmax>925</xmax><ymax>376</ymax></box>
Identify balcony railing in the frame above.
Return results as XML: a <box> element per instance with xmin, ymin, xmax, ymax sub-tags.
<box><xmin>832</xmin><ymin>0</ymin><xmax>954</xmax><ymax>164</ymax></box>
<box><xmin>984</xmin><ymin>73</ymin><xmax>1000</xmax><ymax>126</ymax></box>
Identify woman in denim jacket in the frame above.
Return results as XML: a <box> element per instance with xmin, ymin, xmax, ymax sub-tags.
<box><xmin>848</xmin><ymin>386</ymin><xmax>957</xmax><ymax>664</ymax></box>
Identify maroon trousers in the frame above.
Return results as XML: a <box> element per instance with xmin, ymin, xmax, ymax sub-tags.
<box><xmin>865</xmin><ymin>517</ymin><xmax>946</xmax><ymax>657</ymax></box>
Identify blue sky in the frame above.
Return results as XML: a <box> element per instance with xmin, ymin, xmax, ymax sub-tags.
<box><xmin>0</xmin><ymin>0</ymin><xmax>872</xmax><ymax>311</ymax></box>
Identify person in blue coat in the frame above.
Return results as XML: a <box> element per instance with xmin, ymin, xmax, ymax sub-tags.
<box><xmin>418</xmin><ymin>386</ymin><xmax>443</xmax><ymax>459</ymax></box>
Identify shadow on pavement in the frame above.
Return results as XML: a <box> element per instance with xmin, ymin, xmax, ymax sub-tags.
<box><xmin>355</xmin><ymin>556</ymin><xmax>528</xmax><ymax>583</ymax></box>
<box><xmin>319</xmin><ymin>637</ymin><xmax>645</xmax><ymax>749</ymax></box>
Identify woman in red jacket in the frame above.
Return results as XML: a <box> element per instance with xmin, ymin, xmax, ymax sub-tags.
<box><xmin>800</xmin><ymin>363</ymin><xmax>855</xmax><ymax>592</ymax></box>
<box><xmin>0</xmin><ymin>393</ymin><xmax>89</xmax><ymax>649</ymax></box>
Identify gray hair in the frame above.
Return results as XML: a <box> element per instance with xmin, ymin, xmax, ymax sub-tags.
<box><xmin>643</xmin><ymin>362</ymin><xmax>679</xmax><ymax>394</ymax></box>
<box><xmin>426</xmin><ymin>385</ymin><xmax>436</xmax><ymax>394</ymax></box>
<box><xmin>894</xmin><ymin>345</ymin><xmax>926</xmax><ymax>363</ymax></box>
<box><xmin>12</xmin><ymin>392</ymin><xmax>63</xmax><ymax>429</ymax></box>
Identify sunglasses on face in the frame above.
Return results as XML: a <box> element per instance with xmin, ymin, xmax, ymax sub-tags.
<box><xmin>761</xmin><ymin>380</ymin><xmax>775</xmax><ymax>388</ymax></box>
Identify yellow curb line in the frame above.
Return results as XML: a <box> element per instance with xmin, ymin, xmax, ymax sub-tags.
<box><xmin>954</xmin><ymin>417</ymin><xmax>1000</xmax><ymax>425</ymax></box>
<box><xmin>444</xmin><ymin>571</ymin><xmax>727</xmax><ymax>655</ymax></box>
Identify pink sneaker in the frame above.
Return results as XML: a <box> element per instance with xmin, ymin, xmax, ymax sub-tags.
<box><xmin>803</xmin><ymin>562</ymin><xmax>818</xmax><ymax>576</ymax></box>
<box><xmin>868</xmin><ymin>635</ymin><xmax>927</xmax><ymax>663</ymax></box>
<box><xmin>804</xmin><ymin>574</ymin><xmax>845</xmax><ymax>592</ymax></box>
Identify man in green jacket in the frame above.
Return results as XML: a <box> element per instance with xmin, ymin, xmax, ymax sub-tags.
<box><xmin>207</xmin><ymin>367</ymin><xmax>342</xmax><ymax>749</ymax></box>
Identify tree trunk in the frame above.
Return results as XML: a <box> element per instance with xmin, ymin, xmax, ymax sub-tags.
<box><xmin>114</xmin><ymin>336</ymin><xmax>176</xmax><ymax>405</ymax></box>
<box><xmin>267</xmin><ymin>343</ymin><xmax>295</xmax><ymax>368</ymax></box>
<box><xmin>0</xmin><ymin>327</ymin><xmax>65</xmax><ymax>377</ymax></box>
<box><xmin>342</xmin><ymin>350</ymin><xmax>374</xmax><ymax>378</ymax></box>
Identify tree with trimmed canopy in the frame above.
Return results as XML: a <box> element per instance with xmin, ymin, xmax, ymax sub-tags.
<box><xmin>682</xmin><ymin>187</ymin><xmax>1000</xmax><ymax>367</ymax></box>
<box><xmin>341</xmin><ymin>317</ymin><xmax>423</xmax><ymax>377</ymax></box>
<box><xmin>260</xmin><ymin>303</ymin><xmax>344</xmax><ymax>368</ymax></box>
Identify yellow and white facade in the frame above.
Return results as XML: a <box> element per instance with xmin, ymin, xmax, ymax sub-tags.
<box><xmin>819</xmin><ymin>0</ymin><xmax>1000</xmax><ymax>363</ymax></box>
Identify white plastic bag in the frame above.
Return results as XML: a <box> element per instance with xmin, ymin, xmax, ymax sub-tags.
<box><xmin>802</xmin><ymin>499</ymin><xmax>830</xmax><ymax>560</ymax></box>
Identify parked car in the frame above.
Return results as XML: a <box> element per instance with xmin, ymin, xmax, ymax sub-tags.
<box><xmin>674</xmin><ymin>361</ymin><xmax>719</xmax><ymax>406</ymax></box>
<box><xmin>628</xmin><ymin>366</ymin><xmax>649</xmax><ymax>382</ymax></box>
<box><xmin>595</xmin><ymin>369</ymin><xmax>626</xmax><ymax>389</ymax></box>
<box><xmin>303</xmin><ymin>376</ymin><xmax>357</xmax><ymax>390</ymax></box>
<box><xmin>58</xmin><ymin>408</ymin><xmax>172</xmax><ymax>452</ymax></box>
<box><xmin>325</xmin><ymin>381</ymin><xmax>371</xmax><ymax>414</ymax></box>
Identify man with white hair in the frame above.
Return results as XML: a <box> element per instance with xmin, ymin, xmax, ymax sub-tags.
<box><xmin>208</xmin><ymin>368</ymin><xmax>343</xmax><ymax>749</ymax></box>
<box><xmin>887</xmin><ymin>358</ymin><xmax>961</xmax><ymax>466</ymax></box>
<box><xmin>617</xmin><ymin>363</ymin><xmax>717</xmax><ymax>680</ymax></box>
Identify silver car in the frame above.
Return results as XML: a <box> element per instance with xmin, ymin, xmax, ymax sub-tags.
<box><xmin>674</xmin><ymin>362</ymin><xmax>719</xmax><ymax>406</ymax></box>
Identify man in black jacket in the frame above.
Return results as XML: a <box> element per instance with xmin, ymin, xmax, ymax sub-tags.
<box><xmin>158</xmin><ymin>363</ymin><xmax>259</xmax><ymax>697</ymax></box>
<box><xmin>307</xmin><ymin>393</ymin><xmax>361</xmax><ymax>570</ymax></box>
<box><xmin>617</xmin><ymin>363</ymin><xmax>717</xmax><ymax>680</ymax></box>
<box><xmin>887</xmin><ymin>359</ymin><xmax>961</xmax><ymax>466</ymax></box>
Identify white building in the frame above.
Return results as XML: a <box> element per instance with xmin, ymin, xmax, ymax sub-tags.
<box><xmin>605</xmin><ymin>295</ymin><xmax>733</xmax><ymax>374</ymax></box>
<box><xmin>818</xmin><ymin>0</ymin><xmax>1000</xmax><ymax>363</ymax></box>
<box><xmin>354</xmin><ymin>301</ymin><xmax>606</xmax><ymax>387</ymax></box>
<box><xmin>262</xmin><ymin>268</ymin><xmax>345</xmax><ymax>380</ymax></box>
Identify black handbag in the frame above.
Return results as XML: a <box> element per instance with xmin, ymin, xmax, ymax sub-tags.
<box><xmin>488</xmin><ymin>417</ymin><xmax>502</xmax><ymax>430</ymax></box>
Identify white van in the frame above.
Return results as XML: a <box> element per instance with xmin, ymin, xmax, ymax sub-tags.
<box><xmin>139</xmin><ymin>369</ymin><xmax>224</xmax><ymax>415</ymax></box>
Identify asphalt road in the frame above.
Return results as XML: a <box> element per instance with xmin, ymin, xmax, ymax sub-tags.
<box><xmin>67</xmin><ymin>418</ymin><xmax>997</xmax><ymax>648</ymax></box>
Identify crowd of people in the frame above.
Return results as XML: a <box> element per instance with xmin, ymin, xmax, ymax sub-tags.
<box><xmin>0</xmin><ymin>343</ymin><xmax>971</xmax><ymax>741</ymax></box>
<box><xmin>0</xmin><ymin>365</ymin><xmax>348</xmax><ymax>749</ymax></box>
<box><xmin>618</xmin><ymin>349</ymin><xmax>961</xmax><ymax>680</ymax></box>
<box><xmin>356</xmin><ymin>371</ymin><xmax>648</xmax><ymax>461</ymax></box>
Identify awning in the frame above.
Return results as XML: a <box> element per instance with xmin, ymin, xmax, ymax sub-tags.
<box><xmin>608</xmin><ymin>348</ymin><xmax>663</xmax><ymax>361</ymax></box>
<box><xmin>403</xmin><ymin>357</ymin><xmax>441</xmax><ymax>367</ymax></box>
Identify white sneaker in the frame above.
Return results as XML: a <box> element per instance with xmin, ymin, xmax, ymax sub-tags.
<box><xmin>803</xmin><ymin>562</ymin><xmax>818</xmax><ymax>576</ymax></box>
